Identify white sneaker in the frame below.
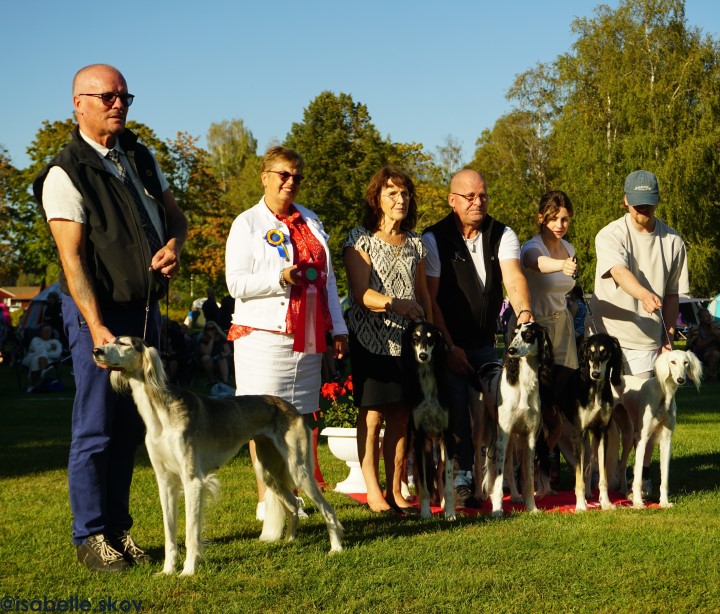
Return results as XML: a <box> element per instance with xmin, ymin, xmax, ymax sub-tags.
<box><xmin>297</xmin><ymin>497</ymin><xmax>308</xmax><ymax>519</ymax></box>
<box><xmin>255</xmin><ymin>501</ymin><xmax>265</xmax><ymax>521</ymax></box>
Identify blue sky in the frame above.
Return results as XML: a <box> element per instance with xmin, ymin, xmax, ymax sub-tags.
<box><xmin>2</xmin><ymin>1</ymin><xmax>718</xmax><ymax>171</ymax></box>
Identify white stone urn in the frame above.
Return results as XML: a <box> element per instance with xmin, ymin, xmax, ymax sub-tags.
<box><xmin>320</xmin><ymin>427</ymin><xmax>383</xmax><ymax>494</ymax></box>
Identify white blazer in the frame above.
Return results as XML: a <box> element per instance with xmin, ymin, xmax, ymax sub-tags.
<box><xmin>225</xmin><ymin>198</ymin><xmax>348</xmax><ymax>337</ymax></box>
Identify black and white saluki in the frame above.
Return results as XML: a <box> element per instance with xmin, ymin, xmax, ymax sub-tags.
<box><xmin>555</xmin><ymin>333</ymin><xmax>624</xmax><ymax>511</ymax></box>
<box><xmin>92</xmin><ymin>336</ymin><xmax>343</xmax><ymax>576</ymax></box>
<box><xmin>401</xmin><ymin>320</ymin><xmax>455</xmax><ymax>519</ymax></box>
<box><xmin>481</xmin><ymin>322</ymin><xmax>554</xmax><ymax>518</ymax></box>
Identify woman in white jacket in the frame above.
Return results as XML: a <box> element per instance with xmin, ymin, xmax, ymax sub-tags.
<box><xmin>225</xmin><ymin>146</ymin><xmax>348</xmax><ymax>519</ymax></box>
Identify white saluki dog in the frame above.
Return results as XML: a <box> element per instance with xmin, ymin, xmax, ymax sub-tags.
<box><xmin>93</xmin><ymin>336</ymin><xmax>343</xmax><ymax>576</ymax></box>
<box><xmin>482</xmin><ymin>322</ymin><xmax>554</xmax><ymax>518</ymax></box>
<box><xmin>630</xmin><ymin>350</ymin><xmax>703</xmax><ymax>509</ymax></box>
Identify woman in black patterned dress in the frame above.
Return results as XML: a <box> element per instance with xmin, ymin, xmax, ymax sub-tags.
<box><xmin>342</xmin><ymin>166</ymin><xmax>432</xmax><ymax>514</ymax></box>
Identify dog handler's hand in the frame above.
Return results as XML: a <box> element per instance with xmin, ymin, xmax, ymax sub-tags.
<box><xmin>90</xmin><ymin>325</ymin><xmax>117</xmax><ymax>370</ymax></box>
<box><xmin>389</xmin><ymin>298</ymin><xmax>424</xmax><ymax>320</ymax></box>
<box><xmin>641</xmin><ymin>291</ymin><xmax>662</xmax><ymax>315</ymax></box>
<box><xmin>150</xmin><ymin>244</ymin><xmax>181</xmax><ymax>279</ymax></box>
<box><xmin>447</xmin><ymin>346</ymin><xmax>474</xmax><ymax>377</ymax></box>
<box><xmin>333</xmin><ymin>334</ymin><xmax>348</xmax><ymax>359</ymax></box>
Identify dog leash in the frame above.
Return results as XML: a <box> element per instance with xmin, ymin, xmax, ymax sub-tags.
<box><xmin>657</xmin><ymin>305</ymin><xmax>674</xmax><ymax>349</ymax></box>
<box><xmin>571</xmin><ymin>256</ymin><xmax>599</xmax><ymax>334</ymax></box>
<box><xmin>143</xmin><ymin>269</ymin><xmax>169</xmax><ymax>344</ymax></box>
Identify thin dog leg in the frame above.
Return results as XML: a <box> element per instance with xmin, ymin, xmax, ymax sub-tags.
<box><xmin>631</xmin><ymin>429</ymin><xmax>651</xmax><ymax>509</ymax></box>
<box><xmin>573</xmin><ymin>431</ymin><xmax>587</xmax><ymax>511</ymax></box>
<box><xmin>442</xmin><ymin>436</ymin><xmax>456</xmax><ymax>520</ymax></box>
<box><xmin>491</xmin><ymin>428</ymin><xmax>509</xmax><ymax>518</ymax></box>
<box><xmin>523</xmin><ymin>433</ymin><xmax>538</xmax><ymax>513</ymax></box>
<box><xmin>658</xmin><ymin>426</ymin><xmax>673</xmax><ymax>508</ymax></box>
<box><xmin>505</xmin><ymin>437</ymin><xmax>522</xmax><ymax>504</ymax></box>
<box><xmin>597</xmin><ymin>432</ymin><xmax>615</xmax><ymax>510</ymax></box>
<box><xmin>156</xmin><ymin>474</ymin><xmax>180</xmax><ymax>575</ymax></box>
<box><xmin>181</xmin><ymin>476</ymin><xmax>205</xmax><ymax>576</ymax></box>
<box><xmin>415</xmin><ymin>432</ymin><xmax>432</xmax><ymax>519</ymax></box>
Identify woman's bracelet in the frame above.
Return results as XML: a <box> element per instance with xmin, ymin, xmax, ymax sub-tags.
<box><xmin>517</xmin><ymin>309</ymin><xmax>534</xmax><ymax>319</ymax></box>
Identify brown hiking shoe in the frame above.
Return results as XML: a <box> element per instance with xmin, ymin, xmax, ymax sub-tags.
<box><xmin>76</xmin><ymin>534</ymin><xmax>129</xmax><ymax>572</ymax></box>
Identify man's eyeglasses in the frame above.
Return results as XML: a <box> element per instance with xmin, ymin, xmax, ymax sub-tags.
<box><xmin>267</xmin><ymin>170</ymin><xmax>304</xmax><ymax>185</ymax></box>
<box><xmin>451</xmin><ymin>192</ymin><xmax>489</xmax><ymax>204</ymax></box>
<box><xmin>382</xmin><ymin>190</ymin><xmax>411</xmax><ymax>202</ymax></box>
<box><xmin>79</xmin><ymin>92</ymin><xmax>135</xmax><ymax>107</ymax></box>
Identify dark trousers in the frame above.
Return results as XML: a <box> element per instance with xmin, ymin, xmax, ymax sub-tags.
<box><xmin>448</xmin><ymin>345</ymin><xmax>499</xmax><ymax>475</ymax></box>
<box><xmin>63</xmin><ymin>294</ymin><xmax>160</xmax><ymax>545</ymax></box>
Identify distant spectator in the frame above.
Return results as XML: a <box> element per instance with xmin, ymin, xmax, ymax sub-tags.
<box><xmin>687</xmin><ymin>308</ymin><xmax>720</xmax><ymax>383</ymax></box>
<box><xmin>160</xmin><ymin>317</ymin><xmax>190</xmax><ymax>384</ymax></box>
<box><xmin>202</xmin><ymin>287</ymin><xmax>222</xmax><ymax>328</ymax></box>
<box><xmin>22</xmin><ymin>323</ymin><xmax>63</xmax><ymax>391</ymax></box>
<box><xmin>44</xmin><ymin>291</ymin><xmax>67</xmax><ymax>347</ymax></box>
<box><xmin>197</xmin><ymin>320</ymin><xmax>231</xmax><ymax>385</ymax></box>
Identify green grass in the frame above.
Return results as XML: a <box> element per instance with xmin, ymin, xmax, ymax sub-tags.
<box><xmin>1</xmin><ymin>365</ymin><xmax>720</xmax><ymax>613</ymax></box>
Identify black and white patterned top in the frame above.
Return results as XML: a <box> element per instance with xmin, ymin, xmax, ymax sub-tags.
<box><xmin>342</xmin><ymin>226</ymin><xmax>426</xmax><ymax>356</ymax></box>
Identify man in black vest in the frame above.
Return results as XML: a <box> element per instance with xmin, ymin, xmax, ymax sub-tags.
<box><xmin>34</xmin><ymin>64</ymin><xmax>187</xmax><ymax>571</ymax></box>
<box><xmin>423</xmin><ymin>169</ymin><xmax>533</xmax><ymax>508</ymax></box>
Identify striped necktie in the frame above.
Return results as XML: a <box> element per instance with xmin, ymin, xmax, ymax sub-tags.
<box><xmin>106</xmin><ymin>149</ymin><xmax>163</xmax><ymax>256</ymax></box>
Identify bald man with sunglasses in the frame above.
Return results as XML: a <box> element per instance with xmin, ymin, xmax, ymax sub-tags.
<box><xmin>34</xmin><ymin>64</ymin><xmax>187</xmax><ymax>572</ymax></box>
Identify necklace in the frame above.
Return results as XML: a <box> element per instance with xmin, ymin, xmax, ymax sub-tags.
<box><xmin>377</xmin><ymin>230</ymin><xmax>405</xmax><ymax>257</ymax></box>
<box><xmin>463</xmin><ymin>233</ymin><xmax>480</xmax><ymax>253</ymax></box>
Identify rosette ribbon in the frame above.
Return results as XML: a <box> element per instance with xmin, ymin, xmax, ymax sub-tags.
<box><xmin>293</xmin><ymin>261</ymin><xmax>327</xmax><ymax>354</ymax></box>
<box><xmin>265</xmin><ymin>229</ymin><xmax>290</xmax><ymax>260</ymax></box>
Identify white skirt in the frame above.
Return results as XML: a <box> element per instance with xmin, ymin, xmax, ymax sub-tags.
<box><xmin>233</xmin><ymin>330</ymin><xmax>322</xmax><ymax>415</ymax></box>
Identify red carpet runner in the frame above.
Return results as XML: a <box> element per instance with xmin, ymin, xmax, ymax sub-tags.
<box><xmin>345</xmin><ymin>490</ymin><xmax>659</xmax><ymax>514</ymax></box>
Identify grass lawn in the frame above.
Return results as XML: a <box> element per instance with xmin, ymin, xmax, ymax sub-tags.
<box><xmin>1</xmin><ymin>361</ymin><xmax>719</xmax><ymax>613</ymax></box>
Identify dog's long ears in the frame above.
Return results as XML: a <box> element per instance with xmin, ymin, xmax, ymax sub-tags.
<box><xmin>609</xmin><ymin>336</ymin><xmax>624</xmax><ymax>387</ymax></box>
<box><xmin>686</xmin><ymin>350</ymin><xmax>704</xmax><ymax>392</ymax></box>
<box><xmin>142</xmin><ymin>341</ymin><xmax>168</xmax><ymax>391</ymax></box>
<box><xmin>539</xmin><ymin>326</ymin><xmax>555</xmax><ymax>387</ymax></box>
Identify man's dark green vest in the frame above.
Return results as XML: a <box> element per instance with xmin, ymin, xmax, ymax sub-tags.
<box><xmin>424</xmin><ymin>212</ymin><xmax>506</xmax><ymax>349</ymax></box>
<box><xmin>33</xmin><ymin>127</ymin><xmax>167</xmax><ymax>307</ymax></box>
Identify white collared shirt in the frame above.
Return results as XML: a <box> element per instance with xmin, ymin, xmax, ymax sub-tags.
<box><xmin>41</xmin><ymin>130</ymin><xmax>169</xmax><ymax>241</ymax></box>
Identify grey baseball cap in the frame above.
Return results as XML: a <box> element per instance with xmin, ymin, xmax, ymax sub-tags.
<box><xmin>624</xmin><ymin>170</ymin><xmax>659</xmax><ymax>206</ymax></box>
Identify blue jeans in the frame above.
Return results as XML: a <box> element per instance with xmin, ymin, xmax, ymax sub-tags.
<box><xmin>63</xmin><ymin>294</ymin><xmax>160</xmax><ymax>544</ymax></box>
<box><xmin>447</xmin><ymin>345</ymin><xmax>499</xmax><ymax>477</ymax></box>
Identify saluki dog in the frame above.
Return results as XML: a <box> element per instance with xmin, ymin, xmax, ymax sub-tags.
<box><xmin>555</xmin><ymin>334</ymin><xmax>624</xmax><ymax>511</ymax></box>
<box><xmin>401</xmin><ymin>320</ymin><xmax>455</xmax><ymax>519</ymax></box>
<box><xmin>629</xmin><ymin>350</ymin><xmax>702</xmax><ymax>508</ymax></box>
<box><xmin>481</xmin><ymin>322</ymin><xmax>554</xmax><ymax>518</ymax></box>
<box><xmin>92</xmin><ymin>337</ymin><xmax>343</xmax><ymax>576</ymax></box>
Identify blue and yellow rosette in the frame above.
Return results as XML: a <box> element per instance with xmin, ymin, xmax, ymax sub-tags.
<box><xmin>265</xmin><ymin>229</ymin><xmax>290</xmax><ymax>260</ymax></box>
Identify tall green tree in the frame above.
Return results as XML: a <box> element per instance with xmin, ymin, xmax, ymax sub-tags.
<box><xmin>481</xmin><ymin>0</ymin><xmax>720</xmax><ymax>295</ymax></box>
<box><xmin>552</xmin><ymin>0</ymin><xmax>720</xmax><ymax>294</ymax></box>
<box><xmin>285</xmin><ymin>92</ymin><xmax>391</xmax><ymax>292</ymax></box>
<box><xmin>206</xmin><ymin>118</ymin><xmax>263</xmax><ymax>221</ymax></box>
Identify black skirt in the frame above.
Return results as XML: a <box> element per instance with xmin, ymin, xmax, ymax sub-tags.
<box><xmin>348</xmin><ymin>332</ymin><xmax>403</xmax><ymax>408</ymax></box>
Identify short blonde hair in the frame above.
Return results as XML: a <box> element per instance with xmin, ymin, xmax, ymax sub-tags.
<box><xmin>262</xmin><ymin>146</ymin><xmax>304</xmax><ymax>173</ymax></box>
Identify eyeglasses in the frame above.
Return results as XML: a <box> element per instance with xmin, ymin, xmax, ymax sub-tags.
<box><xmin>78</xmin><ymin>92</ymin><xmax>135</xmax><ymax>107</ymax></box>
<box><xmin>451</xmin><ymin>192</ymin><xmax>489</xmax><ymax>204</ymax></box>
<box><xmin>382</xmin><ymin>190</ymin><xmax>411</xmax><ymax>202</ymax></box>
<box><xmin>267</xmin><ymin>170</ymin><xmax>303</xmax><ymax>185</ymax></box>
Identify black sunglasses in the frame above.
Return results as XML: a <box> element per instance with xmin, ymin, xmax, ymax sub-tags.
<box><xmin>267</xmin><ymin>170</ymin><xmax>303</xmax><ymax>185</ymax></box>
<box><xmin>79</xmin><ymin>92</ymin><xmax>135</xmax><ymax>107</ymax></box>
